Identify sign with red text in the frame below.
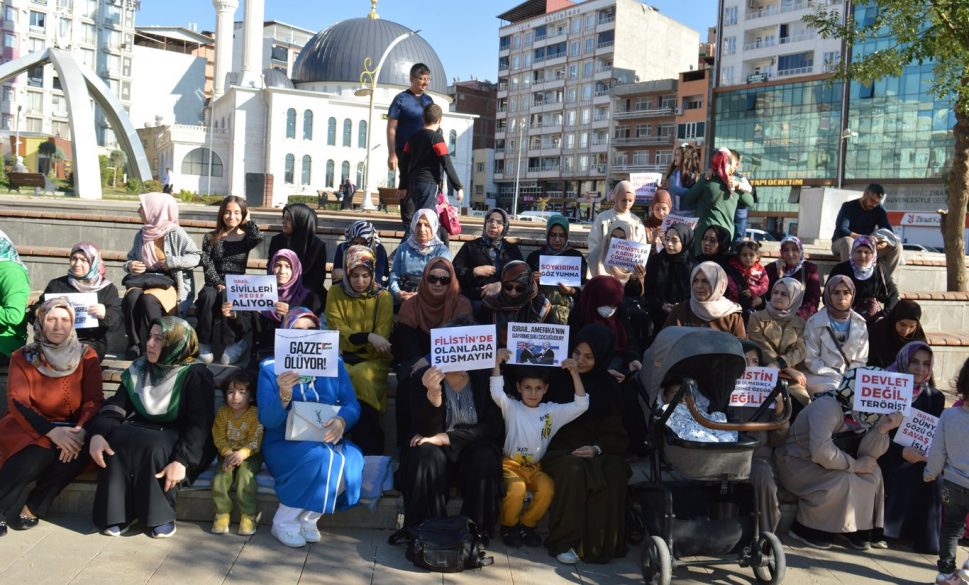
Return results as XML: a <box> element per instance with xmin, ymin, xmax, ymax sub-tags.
<box><xmin>853</xmin><ymin>369</ymin><xmax>913</xmax><ymax>417</ymax></box>
<box><xmin>893</xmin><ymin>410</ymin><xmax>939</xmax><ymax>455</ymax></box>
<box><xmin>629</xmin><ymin>172</ymin><xmax>663</xmax><ymax>203</ymax></box>
<box><xmin>430</xmin><ymin>324</ymin><xmax>497</xmax><ymax>373</ymax></box>
<box><xmin>605</xmin><ymin>237</ymin><xmax>650</xmax><ymax>270</ymax></box>
<box><xmin>227</xmin><ymin>274</ymin><xmax>278</xmax><ymax>311</ymax></box>
<box><xmin>728</xmin><ymin>367</ymin><xmax>779</xmax><ymax>407</ymax></box>
<box><xmin>274</xmin><ymin>329</ymin><xmax>339</xmax><ymax>378</ymax></box>
<box><xmin>657</xmin><ymin>213</ymin><xmax>700</xmax><ymax>252</ymax></box>
<box><xmin>44</xmin><ymin>292</ymin><xmax>99</xmax><ymax>329</ymax></box>
<box><xmin>538</xmin><ymin>255</ymin><xmax>582</xmax><ymax>287</ymax></box>
<box><xmin>507</xmin><ymin>323</ymin><xmax>569</xmax><ymax>367</ymax></box>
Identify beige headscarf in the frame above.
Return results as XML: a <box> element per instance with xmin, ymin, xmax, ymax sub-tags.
<box><xmin>596</xmin><ymin>218</ymin><xmax>635</xmax><ymax>283</ymax></box>
<box><xmin>689</xmin><ymin>261</ymin><xmax>741</xmax><ymax>322</ymax></box>
<box><xmin>764</xmin><ymin>277</ymin><xmax>805</xmax><ymax>322</ymax></box>
<box><xmin>23</xmin><ymin>298</ymin><xmax>84</xmax><ymax>378</ymax></box>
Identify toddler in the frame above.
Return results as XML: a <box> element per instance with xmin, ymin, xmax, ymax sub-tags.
<box><xmin>211</xmin><ymin>371</ymin><xmax>264</xmax><ymax>535</ymax></box>
<box><xmin>727</xmin><ymin>240</ymin><xmax>769</xmax><ymax>318</ymax></box>
<box><xmin>491</xmin><ymin>350</ymin><xmax>588</xmax><ymax>548</ymax></box>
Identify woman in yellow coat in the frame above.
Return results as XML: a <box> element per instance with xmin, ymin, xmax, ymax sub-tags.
<box><xmin>325</xmin><ymin>245</ymin><xmax>393</xmax><ymax>455</ymax></box>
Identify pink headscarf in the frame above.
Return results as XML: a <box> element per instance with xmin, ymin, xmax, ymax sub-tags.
<box><xmin>139</xmin><ymin>192</ymin><xmax>179</xmax><ymax>269</ymax></box>
<box><xmin>263</xmin><ymin>249</ymin><xmax>309</xmax><ymax>321</ymax></box>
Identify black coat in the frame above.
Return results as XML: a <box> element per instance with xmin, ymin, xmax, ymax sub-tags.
<box><xmin>452</xmin><ymin>238</ymin><xmax>523</xmax><ymax>302</ymax></box>
<box><xmin>828</xmin><ymin>261</ymin><xmax>899</xmax><ymax>314</ymax></box>
<box><xmin>412</xmin><ymin>370</ymin><xmax>504</xmax><ymax>461</ymax></box>
<box><xmin>37</xmin><ymin>276</ymin><xmax>122</xmax><ymax>361</ymax></box>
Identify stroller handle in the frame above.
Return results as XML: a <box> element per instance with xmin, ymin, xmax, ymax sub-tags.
<box><xmin>681</xmin><ymin>378</ymin><xmax>792</xmax><ymax>432</ymax></box>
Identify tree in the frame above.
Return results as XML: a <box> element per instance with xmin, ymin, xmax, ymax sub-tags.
<box><xmin>109</xmin><ymin>149</ymin><xmax>127</xmax><ymax>188</ymax></box>
<box><xmin>37</xmin><ymin>140</ymin><xmax>56</xmax><ymax>176</ymax></box>
<box><xmin>804</xmin><ymin>2</ymin><xmax>969</xmax><ymax>291</ymax></box>
<box><xmin>536</xmin><ymin>196</ymin><xmax>550</xmax><ymax>212</ymax></box>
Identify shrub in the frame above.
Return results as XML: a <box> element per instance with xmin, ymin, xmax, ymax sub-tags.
<box><xmin>98</xmin><ymin>155</ymin><xmax>110</xmax><ymax>187</ymax></box>
<box><xmin>125</xmin><ymin>179</ymin><xmax>143</xmax><ymax>194</ymax></box>
<box><xmin>143</xmin><ymin>180</ymin><xmax>162</xmax><ymax>192</ymax></box>
<box><xmin>287</xmin><ymin>195</ymin><xmax>317</xmax><ymax>206</ymax></box>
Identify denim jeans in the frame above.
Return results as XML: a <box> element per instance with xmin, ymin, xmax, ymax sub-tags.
<box><xmin>939</xmin><ymin>480</ymin><xmax>969</xmax><ymax>573</ymax></box>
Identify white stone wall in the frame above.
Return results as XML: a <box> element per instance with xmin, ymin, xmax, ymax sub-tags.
<box><xmin>613</xmin><ymin>0</ymin><xmax>699</xmax><ymax>83</ymax></box>
<box><xmin>129</xmin><ymin>46</ymin><xmax>207</xmax><ymax>128</ymax></box>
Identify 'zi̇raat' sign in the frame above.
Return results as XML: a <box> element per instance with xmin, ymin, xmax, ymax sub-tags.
<box><xmin>430</xmin><ymin>325</ymin><xmax>497</xmax><ymax>373</ymax></box>
<box><xmin>538</xmin><ymin>255</ymin><xmax>582</xmax><ymax>287</ymax></box>
<box><xmin>226</xmin><ymin>274</ymin><xmax>278</xmax><ymax>311</ymax></box>
<box><xmin>728</xmin><ymin>367</ymin><xmax>779</xmax><ymax>407</ymax></box>
<box><xmin>852</xmin><ymin>368</ymin><xmax>913</xmax><ymax>417</ymax></box>
<box><xmin>274</xmin><ymin>329</ymin><xmax>340</xmax><ymax>378</ymax></box>
<box><xmin>506</xmin><ymin>323</ymin><xmax>569</xmax><ymax>367</ymax></box>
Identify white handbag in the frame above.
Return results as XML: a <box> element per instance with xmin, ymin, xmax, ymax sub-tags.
<box><xmin>285</xmin><ymin>401</ymin><xmax>342</xmax><ymax>442</ymax></box>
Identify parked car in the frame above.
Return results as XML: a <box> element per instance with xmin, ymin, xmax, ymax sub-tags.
<box><xmin>903</xmin><ymin>243</ymin><xmax>942</xmax><ymax>253</ymax></box>
<box><xmin>745</xmin><ymin>228</ymin><xmax>778</xmax><ymax>242</ymax></box>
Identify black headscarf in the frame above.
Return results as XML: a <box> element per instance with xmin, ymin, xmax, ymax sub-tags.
<box><xmin>547</xmin><ymin>323</ymin><xmax>620</xmax><ymax>420</ymax></box>
<box><xmin>645</xmin><ymin>222</ymin><xmax>696</xmax><ymax>310</ymax></box>
<box><xmin>867</xmin><ymin>299</ymin><xmax>927</xmax><ymax>368</ymax></box>
<box><xmin>696</xmin><ymin>224</ymin><xmax>732</xmax><ymax>266</ymax></box>
<box><xmin>279</xmin><ymin>203</ymin><xmax>319</xmax><ymax>258</ymax></box>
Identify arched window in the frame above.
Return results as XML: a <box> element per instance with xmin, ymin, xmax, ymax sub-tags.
<box><xmin>341</xmin><ymin>160</ymin><xmax>350</xmax><ymax>183</ymax></box>
<box><xmin>327</xmin><ymin>117</ymin><xmax>336</xmax><ymax>146</ymax></box>
<box><xmin>326</xmin><ymin>159</ymin><xmax>335</xmax><ymax>187</ymax></box>
<box><xmin>284</xmin><ymin>154</ymin><xmax>295</xmax><ymax>184</ymax></box>
<box><xmin>302</xmin><ymin>110</ymin><xmax>313</xmax><ymax>140</ymax></box>
<box><xmin>357</xmin><ymin>120</ymin><xmax>367</xmax><ymax>149</ymax></box>
<box><xmin>180</xmin><ymin>148</ymin><xmax>223</xmax><ymax>177</ymax></box>
<box><xmin>449</xmin><ymin>129</ymin><xmax>457</xmax><ymax>156</ymax></box>
<box><xmin>301</xmin><ymin>155</ymin><xmax>312</xmax><ymax>184</ymax></box>
<box><xmin>285</xmin><ymin>108</ymin><xmax>296</xmax><ymax>139</ymax></box>
<box><xmin>342</xmin><ymin>118</ymin><xmax>352</xmax><ymax>147</ymax></box>
<box><xmin>356</xmin><ymin>161</ymin><xmax>364</xmax><ymax>186</ymax></box>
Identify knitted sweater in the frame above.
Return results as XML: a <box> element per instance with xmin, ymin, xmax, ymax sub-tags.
<box><xmin>211</xmin><ymin>404</ymin><xmax>263</xmax><ymax>459</ymax></box>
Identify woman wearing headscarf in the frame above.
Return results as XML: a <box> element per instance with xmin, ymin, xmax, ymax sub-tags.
<box><xmin>36</xmin><ymin>242</ymin><xmax>120</xmax><ymax>361</ymax></box>
<box><xmin>325</xmin><ymin>246</ymin><xmax>393</xmax><ymax>455</ymax></box>
<box><xmin>330</xmin><ymin>220</ymin><xmax>389</xmax><ymax>286</ymax></box>
<box><xmin>453</xmin><ymin>208</ymin><xmax>523</xmax><ymax>305</ymax></box>
<box><xmin>88</xmin><ymin>316</ymin><xmax>215</xmax><ymax>538</ymax></box>
<box><xmin>121</xmin><ymin>192</ymin><xmax>201</xmax><ymax>358</ymax></box>
<box><xmin>683</xmin><ymin>148</ymin><xmax>756</xmax><ymax>254</ymax></box>
<box><xmin>643</xmin><ymin>189</ymin><xmax>673</xmax><ymax>251</ymax></box>
<box><xmin>267</xmin><ymin>203</ymin><xmax>327</xmax><ymax>299</ymax></box>
<box><xmin>644</xmin><ymin>223</ymin><xmax>696</xmax><ymax>337</ymax></box>
<box><xmin>525</xmin><ymin>214</ymin><xmax>587</xmax><ymax>324</ymax></box>
<box><xmin>876</xmin><ymin>341</ymin><xmax>943</xmax><ymax>553</ymax></box>
<box><xmin>664</xmin><ymin>262</ymin><xmax>746</xmax><ymax>339</ymax></box>
<box><xmin>802</xmin><ymin>275</ymin><xmax>869</xmax><ymax>396</ymax></box>
<box><xmin>828</xmin><ymin>236</ymin><xmax>899</xmax><ymax>324</ymax></box>
<box><xmin>774</xmin><ymin>369</ymin><xmax>903</xmax><ymax>550</ymax></box>
<box><xmin>587</xmin><ymin>181</ymin><xmax>647</xmax><ymax>266</ymax></box>
<box><xmin>747</xmin><ymin>277</ymin><xmax>809</xmax><ymax>406</ymax></box>
<box><xmin>0</xmin><ymin>299</ymin><xmax>102</xmax><ymax>536</ymax></box>
<box><xmin>542</xmin><ymin>324</ymin><xmax>630</xmax><ymax>564</ymax></box>
<box><xmin>867</xmin><ymin>300</ymin><xmax>927</xmax><ymax>368</ymax></box>
<box><xmin>0</xmin><ymin>228</ymin><xmax>29</xmax><ymax>363</ymax></box>
<box><xmin>765</xmin><ymin>235</ymin><xmax>821</xmax><ymax>320</ymax></box>
<box><xmin>695</xmin><ymin>224</ymin><xmax>733</xmax><ymax>266</ymax></box>
<box><xmin>392</xmin><ymin>258</ymin><xmax>473</xmax><ymax>448</ymax></box>
<box><xmin>388</xmin><ymin>209</ymin><xmax>451</xmax><ymax>306</ymax></box>
<box><xmin>257</xmin><ymin>308</ymin><xmax>363</xmax><ymax>548</ymax></box>
<box><xmin>476</xmin><ymin>260</ymin><xmax>559</xmax><ymax>346</ymax></box>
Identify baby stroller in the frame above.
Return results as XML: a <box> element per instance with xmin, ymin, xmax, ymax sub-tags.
<box><xmin>634</xmin><ymin>327</ymin><xmax>790</xmax><ymax>585</ymax></box>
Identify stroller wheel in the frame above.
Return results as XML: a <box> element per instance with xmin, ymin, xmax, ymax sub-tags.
<box><xmin>752</xmin><ymin>532</ymin><xmax>786</xmax><ymax>585</ymax></box>
<box><xmin>640</xmin><ymin>535</ymin><xmax>671</xmax><ymax>585</ymax></box>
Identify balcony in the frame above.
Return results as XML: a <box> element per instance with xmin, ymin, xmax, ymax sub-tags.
<box><xmin>747</xmin><ymin>72</ymin><xmax>771</xmax><ymax>84</ymax></box>
<box><xmin>777</xmin><ymin>65</ymin><xmax>814</xmax><ymax>78</ymax></box>
<box><xmin>743</xmin><ymin>38</ymin><xmax>776</xmax><ymax>51</ymax></box>
<box><xmin>745</xmin><ymin>4</ymin><xmax>779</xmax><ymax>20</ymax></box>
<box><xmin>613</xmin><ymin>106</ymin><xmax>674</xmax><ymax>120</ymax></box>
<box><xmin>594</xmin><ymin>87</ymin><xmax>612</xmax><ymax>97</ymax></box>
<box><xmin>598</xmin><ymin>15</ymin><xmax>615</xmax><ymax>25</ymax></box>
<box><xmin>597</xmin><ymin>40</ymin><xmax>614</xmax><ymax>50</ymax></box>
<box><xmin>611</xmin><ymin>135</ymin><xmax>673</xmax><ymax>147</ymax></box>
<box><xmin>611</xmin><ymin>163</ymin><xmax>666</xmax><ymax>173</ymax></box>
<box><xmin>779</xmin><ymin>31</ymin><xmax>815</xmax><ymax>45</ymax></box>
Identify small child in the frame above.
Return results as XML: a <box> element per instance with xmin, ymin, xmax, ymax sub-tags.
<box><xmin>727</xmin><ymin>240</ymin><xmax>769</xmax><ymax>318</ymax></box>
<box><xmin>211</xmin><ymin>371</ymin><xmax>264</xmax><ymax>535</ymax></box>
<box><xmin>925</xmin><ymin>358</ymin><xmax>969</xmax><ymax>585</ymax></box>
<box><xmin>490</xmin><ymin>350</ymin><xmax>589</xmax><ymax>548</ymax></box>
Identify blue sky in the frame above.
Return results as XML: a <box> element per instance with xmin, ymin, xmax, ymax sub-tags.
<box><xmin>137</xmin><ymin>0</ymin><xmax>719</xmax><ymax>82</ymax></box>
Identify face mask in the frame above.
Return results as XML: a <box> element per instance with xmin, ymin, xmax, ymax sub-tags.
<box><xmin>597</xmin><ymin>305</ymin><xmax>617</xmax><ymax>318</ymax></box>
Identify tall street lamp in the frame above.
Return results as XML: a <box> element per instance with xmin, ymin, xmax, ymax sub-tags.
<box><xmin>355</xmin><ymin>30</ymin><xmax>418</xmax><ymax>211</ymax></box>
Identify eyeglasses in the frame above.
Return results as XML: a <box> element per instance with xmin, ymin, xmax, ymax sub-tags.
<box><xmin>549</xmin><ymin>233</ymin><xmax>567</xmax><ymax>240</ymax></box>
<box><xmin>427</xmin><ymin>275</ymin><xmax>451</xmax><ymax>285</ymax></box>
<box><xmin>502</xmin><ymin>283</ymin><xmax>526</xmax><ymax>294</ymax></box>
<box><xmin>485</xmin><ymin>219</ymin><xmax>505</xmax><ymax>226</ymax></box>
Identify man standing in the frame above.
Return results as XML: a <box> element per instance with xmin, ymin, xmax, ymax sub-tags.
<box><xmin>831</xmin><ymin>183</ymin><xmax>902</xmax><ymax>277</ymax></box>
<box><xmin>340</xmin><ymin>178</ymin><xmax>356</xmax><ymax>210</ymax></box>
<box><xmin>162</xmin><ymin>168</ymin><xmax>174</xmax><ymax>194</ymax></box>
<box><xmin>387</xmin><ymin>63</ymin><xmax>433</xmax><ymax>228</ymax></box>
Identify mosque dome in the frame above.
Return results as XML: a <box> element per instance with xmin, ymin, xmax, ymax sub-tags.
<box><xmin>292</xmin><ymin>17</ymin><xmax>447</xmax><ymax>95</ymax></box>
<box><xmin>263</xmin><ymin>68</ymin><xmax>295</xmax><ymax>89</ymax></box>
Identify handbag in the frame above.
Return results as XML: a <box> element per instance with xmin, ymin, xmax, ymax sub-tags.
<box><xmin>405</xmin><ymin>515</ymin><xmax>493</xmax><ymax>572</ymax></box>
<box><xmin>436</xmin><ymin>192</ymin><xmax>462</xmax><ymax>236</ymax></box>
<box><xmin>122</xmin><ymin>272</ymin><xmax>175</xmax><ymax>290</ymax></box>
<box><xmin>285</xmin><ymin>401</ymin><xmax>341</xmax><ymax>442</ymax></box>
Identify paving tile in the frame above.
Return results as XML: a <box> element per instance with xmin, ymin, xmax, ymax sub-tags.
<box><xmin>147</xmin><ymin>522</ymin><xmax>248</xmax><ymax>585</ymax></box>
<box><xmin>222</xmin><ymin>527</ymin><xmax>310</xmax><ymax>585</ymax></box>
<box><xmin>297</xmin><ymin>528</ymin><xmax>376</xmax><ymax>585</ymax></box>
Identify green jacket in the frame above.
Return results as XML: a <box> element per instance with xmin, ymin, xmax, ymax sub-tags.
<box><xmin>683</xmin><ymin>176</ymin><xmax>755</xmax><ymax>255</ymax></box>
<box><xmin>0</xmin><ymin>261</ymin><xmax>29</xmax><ymax>357</ymax></box>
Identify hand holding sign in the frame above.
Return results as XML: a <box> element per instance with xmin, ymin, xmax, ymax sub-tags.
<box><xmin>604</xmin><ymin>238</ymin><xmax>650</xmax><ymax>271</ymax></box>
<box><xmin>852</xmin><ymin>369</ymin><xmax>914</xmax><ymax>417</ymax></box>
<box><xmin>44</xmin><ymin>292</ymin><xmax>99</xmax><ymax>329</ymax></box>
<box><xmin>430</xmin><ymin>325</ymin><xmax>497</xmax><ymax>373</ymax></box>
<box><xmin>274</xmin><ymin>329</ymin><xmax>340</xmax><ymax>378</ymax></box>
<box><xmin>729</xmin><ymin>367</ymin><xmax>779</xmax><ymax>407</ymax></box>
<box><xmin>227</xmin><ymin>275</ymin><xmax>278</xmax><ymax>311</ymax></box>
<box><xmin>893</xmin><ymin>410</ymin><xmax>938</xmax><ymax>456</ymax></box>
<box><xmin>507</xmin><ymin>323</ymin><xmax>569</xmax><ymax>367</ymax></box>
<box><xmin>539</xmin><ymin>255</ymin><xmax>582</xmax><ymax>287</ymax></box>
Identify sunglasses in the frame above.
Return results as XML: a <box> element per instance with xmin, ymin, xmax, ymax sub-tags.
<box><xmin>502</xmin><ymin>283</ymin><xmax>526</xmax><ymax>294</ymax></box>
<box><xmin>427</xmin><ymin>275</ymin><xmax>451</xmax><ymax>285</ymax></box>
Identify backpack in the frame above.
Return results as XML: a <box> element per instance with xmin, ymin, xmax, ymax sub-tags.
<box><xmin>405</xmin><ymin>515</ymin><xmax>493</xmax><ymax>572</ymax></box>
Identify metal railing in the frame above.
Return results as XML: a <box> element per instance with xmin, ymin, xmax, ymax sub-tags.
<box><xmin>777</xmin><ymin>65</ymin><xmax>814</xmax><ymax>77</ymax></box>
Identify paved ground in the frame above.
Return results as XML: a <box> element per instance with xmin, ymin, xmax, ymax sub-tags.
<box><xmin>0</xmin><ymin>512</ymin><xmax>950</xmax><ymax>585</ymax></box>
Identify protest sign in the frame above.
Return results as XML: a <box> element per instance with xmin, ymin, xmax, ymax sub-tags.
<box><xmin>656</xmin><ymin>213</ymin><xmax>700</xmax><ymax>252</ymax></box>
<box><xmin>629</xmin><ymin>172</ymin><xmax>663</xmax><ymax>204</ymax></box>
<box><xmin>605</xmin><ymin>238</ymin><xmax>650</xmax><ymax>270</ymax></box>
<box><xmin>893</xmin><ymin>410</ymin><xmax>939</xmax><ymax>455</ymax></box>
<box><xmin>539</xmin><ymin>255</ymin><xmax>582</xmax><ymax>287</ymax></box>
<box><xmin>430</xmin><ymin>324</ymin><xmax>497</xmax><ymax>373</ymax></box>
<box><xmin>852</xmin><ymin>368</ymin><xmax>913</xmax><ymax>417</ymax></box>
<box><xmin>506</xmin><ymin>323</ymin><xmax>569</xmax><ymax>367</ymax></box>
<box><xmin>274</xmin><ymin>329</ymin><xmax>340</xmax><ymax>378</ymax></box>
<box><xmin>44</xmin><ymin>292</ymin><xmax>99</xmax><ymax>329</ymax></box>
<box><xmin>226</xmin><ymin>274</ymin><xmax>278</xmax><ymax>311</ymax></box>
<box><xmin>728</xmin><ymin>367</ymin><xmax>779</xmax><ymax>407</ymax></box>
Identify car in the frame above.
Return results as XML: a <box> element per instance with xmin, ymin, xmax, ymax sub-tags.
<box><xmin>744</xmin><ymin>228</ymin><xmax>777</xmax><ymax>242</ymax></box>
<box><xmin>903</xmin><ymin>243</ymin><xmax>942</xmax><ymax>253</ymax></box>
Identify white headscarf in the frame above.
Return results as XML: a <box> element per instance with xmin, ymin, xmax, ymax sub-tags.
<box><xmin>689</xmin><ymin>262</ymin><xmax>741</xmax><ymax>322</ymax></box>
<box><xmin>405</xmin><ymin>209</ymin><xmax>443</xmax><ymax>255</ymax></box>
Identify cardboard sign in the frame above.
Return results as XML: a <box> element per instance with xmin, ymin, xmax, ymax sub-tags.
<box><xmin>539</xmin><ymin>255</ymin><xmax>582</xmax><ymax>287</ymax></box>
<box><xmin>604</xmin><ymin>238</ymin><xmax>650</xmax><ymax>270</ymax></box>
<box><xmin>506</xmin><ymin>323</ymin><xmax>569</xmax><ymax>367</ymax></box>
<box><xmin>274</xmin><ymin>329</ymin><xmax>340</xmax><ymax>378</ymax></box>
<box><xmin>430</xmin><ymin>324</ymin><xmax>497</xmax><ymax>373</ymax></box>
<box><xmin>629</xmin><ymin>172</ymin><xmax>663</xmax><ymax>203</ymax></box>
<box><xmin>226</xmin><ymin>274</ymin><xmax>278</xmax><ymax>311</ymax></box>
<box><xmin>728</xmin><ymin>367</ymin><xmax>779</xmax><ymax>407</ymax></box>
<box><xmin>657</xmin><ymin>213</ymin><xmax>700</xmax><ymax>252</ymax></box>
<box><xmin>852</xmin><ymin>368</ymin><xmax>914</xmax><ymax>417</ymax></box>
<box><xmin>893</xmin><ymin>410</ymin><xmax>939</xmax><ymax>455</ymax></box>
<box><xmin>44</xmin><ymin>292</ymin><xmax>99</xmax><ymax>329</ymax></box>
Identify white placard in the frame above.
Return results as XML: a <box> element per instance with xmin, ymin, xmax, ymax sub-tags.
<box><xmin>852</xmin><ymin>368</ymin><xmax>914</xmax><ymax>417</ymax></box>
<box><xmin>430</xmin><ymin>324</ymin><xmax>497</xmax><ymax>373</ymax></box>
<box><xmin>605</xmin><ymin>238</ymin><xmax>650</xmax><ymax>270</ymax></box>
<box><xmin>629</xmin><ymin>172</ymin><xmax>663</xmax><ymax>203</ymax></box>
<box><xmin>893</xmin><ymin>410</ymin><xmax>939</xmax><ymax>455</ymax></box>
<box><xmin>539</xmin><ymin>255</ymin><xmax>582</xmax><ymax>287</ymax></box>
<box><xmin>657</xmin><ymin>213</ymin><xmax>700</xmax><ymax>252</ymax></box>
<box><xmin>226</xmin><ymin>274</ymin><xmax>278</xmax><ymax>311</ymax></box>
<box><xmin>728</xmin><ymin>367</ymin><xmax>779</xmax><ymax>407</ymax></box>
<box><xmin>274</xmin><ymin>329</ymin><xmax>340</xmax><ymax>378</ymax></box>
<box><xmin>506</xmin><ymin>323</ymin><xmax>569</xmax><ymax>367</ymax></box>
<box><xmin>44</xmin><ymin>292</ymin><xmax>99</xmax><ymax>329</ymax></box>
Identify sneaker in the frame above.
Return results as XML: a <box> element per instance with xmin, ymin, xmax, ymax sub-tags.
<box><xmin>870</xmin><ymin>538</ymin><xmax>888</xmax><ymax>549</ymax></box>
<box><xmin>788</xmin><ymin>525</ymin><xmax>832</xmax><ymax>550</ymax></box>
<box><xmin>211</xmin><ymin>513</ymin><xmax>230</xmax><ymax>535</ymax></box>
<box><xmin>841</xmin><ymin>532</ymin><xmax>870</xmax><ymax>551</ymax></box>
<box><xmin>238</xmin><ymin>514</ymin><xmax>258</xmax><ymax>536</ymax></box>
<box><xmin>500</xmin><ymin>524</ymin><xmax>522</xmax><ymax>548</ymax></box>
<box><xmin>151</xmin><ymin>521</ymin><xmax>177</xmax><ymax>538</ymax></box>
<box><xmin>272</xmin><ymin>526</ymin><xmax>306</xmax><ymax>548</ymax></box>
<box><xmin>198</xmin><ymin>344</ymin><xmax>214</xmax><ymax>364</ymax></box>
<box><xmin>221</xmin><ymin>338</ymin><xmax>249</xmax><ymax>365</ymax></box>
<box><xmin>519</xmin><ymin>525</ymin><xmax>542</xmax><ymax>547</ymax></box>
<box><xmin>101</xmin><ymin>520</ymin><xmax>134</xmax><ymax>537</ymax></box>
<box><xmin>936</xmin><ymin>572</ymin><xmax>962</xmax><ymax>585</ymax></box>
<box><xmin>556</xmin><ymin>548</ymin><xmax>580</xmax><ymax>565</ymax></box>
<box><xmin>300</xmin><ymin>522</ymin><xmax>322</xmax><ymax>544</ymax></box>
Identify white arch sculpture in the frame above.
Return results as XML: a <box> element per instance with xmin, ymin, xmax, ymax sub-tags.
<box><xmin>0</xmin><ymin>48</ymin><xmax>151</xmax><ymax>199</ymax></box>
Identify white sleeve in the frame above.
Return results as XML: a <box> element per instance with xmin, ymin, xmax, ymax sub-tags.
<box><xmin>489</xmin><ymin>375</ymin><xmax>511</xmax><ymax>419</ymax></box>
<box><xmin>547</xmin><ymin>394</ymin><xmax>590</xmax><ymax>434</ymax></box>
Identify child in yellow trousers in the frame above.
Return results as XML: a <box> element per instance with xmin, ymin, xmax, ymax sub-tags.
<box><xmin>491</xmin><ymin>349</ymin><xmax>588</xmax><ymax>547</ymax></box>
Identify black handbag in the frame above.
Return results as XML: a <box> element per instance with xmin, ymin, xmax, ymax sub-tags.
<box><xmin>122</xmin><ymin>272</ymin><xmax>175</xmax><ymax>290</ymax></box>
<box><xmin>405</xmin><ymin>515</ymin><xmax>493</xmax><ymax>572</ymax></box>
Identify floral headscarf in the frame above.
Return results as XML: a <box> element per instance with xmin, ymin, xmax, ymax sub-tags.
<box><xmin>281</xmin><ymin>306</ymin><xmax>320</xmax><ymax>330</ymax></box>
<box><xmin>124</xmin><ymin>316</ymin><xmax>197</xmax><ymax>421</ymax></box>
<box><xmin>138</xmin><ymin>192</ymin><xmax>179</xmax><ymax>270</ymax></box>
<box><xmin>689</xmin><ymin>262</ymin><xmax>741</xmax><ymax>322</ymax></box>
<box><xmin>405</xmin><ymin>209</ymin><xmax>443</xmax><ymax>255</ymax></box>
<box><xmin>0</xmin><ymin>228</ymin><xmax>27</xmax><ymax>272</ymax></box>
<box><xmin>22</xmin><ymin>298</ymin><xmax>83</xmax><ymax>378</ymax></box>
<box><xmin>263</xmin><ymin>249</ymin><xmax>309</xmax><ymax>321</ymax></box>
<box><xmin>339</xmin><ymin>244</ymin><xmax>382</xmax><ymax>299</ymax></box>
<box><xmin>482</xmin><ymin>260</ymin><xmax>543</xmax><ymax>314</ymax></box>
<box><xmin>68</xmin><ymin>242</ymin><xmax>111</xmax><ymax>293</ymax></box>
<box><xmin>764</xmin><ymin>277</ymin><xmax>804</xmax><ymax>322</ymax></box>
<box><xmin>777</xmin><ymin>235</ymin><xmax>805</xmax><ymax>278</ymax></box>
<box><xmin>482</xmin><ymin>208</ymin><xmax>510</xmax><ymax>246</ymax></box>
<box><xmin>849</xmin><ymin>236</ymin><xmax>878</xmax><ymax>281</ymax></box>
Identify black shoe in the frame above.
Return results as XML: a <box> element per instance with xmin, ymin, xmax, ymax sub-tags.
<box><xmin>788</xmin><ymin>522</ymin><xmax>832</xmax><ymax>550</ymax></box>
<box><xmin>11</xmin><ymin>515</ymin><xmax>38</xmax><ymax>530</ymax></box>
<box><xmin>387</xmin><ymin>527</ymin><xmax>413</xmax><ymax>546</ymax></box>
<box><xmin>0</xmin><ymin>520</ymin><xmax>7</xmax><ymax>537</ymax></box>
<box><xmin>500</xmin><ymin>525</ymin><xmax>522</xmax><ymax>548</ymax></box>
<box><xmin>519</xmin><ymin>525</ymin><xmax>542</xmax><ymax>547</ymax></box>
<box><xmin>841</xmin><ymin>531</ymin><xmax>871</xmax><ymax>551</ymax></box>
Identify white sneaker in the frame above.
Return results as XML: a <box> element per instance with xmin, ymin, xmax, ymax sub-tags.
<box><xmin>220</xmin><ymin>338</ymin><xmax>249</xmax><ymax>365</ymax></box>
<box><xmin>198</xmin><ymin>343</ymin><xmax>214</xmax><ymax>364</ymax></box>
<box><xmin>301</xmin><ymin>523</ymin><xmax>322</xmax><ymax>543</ymax></box>
<box><xmin>556</xmin><ymin>548</ymin><xmax>580</xmax><ymax>565</ymax></box>
<box><xmin>271</xmin><ymin>526</ymin><xmax>306</xmax><ymax>548</ymax></box>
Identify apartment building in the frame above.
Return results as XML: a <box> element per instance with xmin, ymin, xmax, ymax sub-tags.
<box><xmin>230</xmin><ymin>19</ymin><xmax>312</xmax><ymax>80</ymax></box>
<box><xmin>449</xmin><ymin>79</ymin><xmax>498</xmax><ymax>209</ymax></box>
